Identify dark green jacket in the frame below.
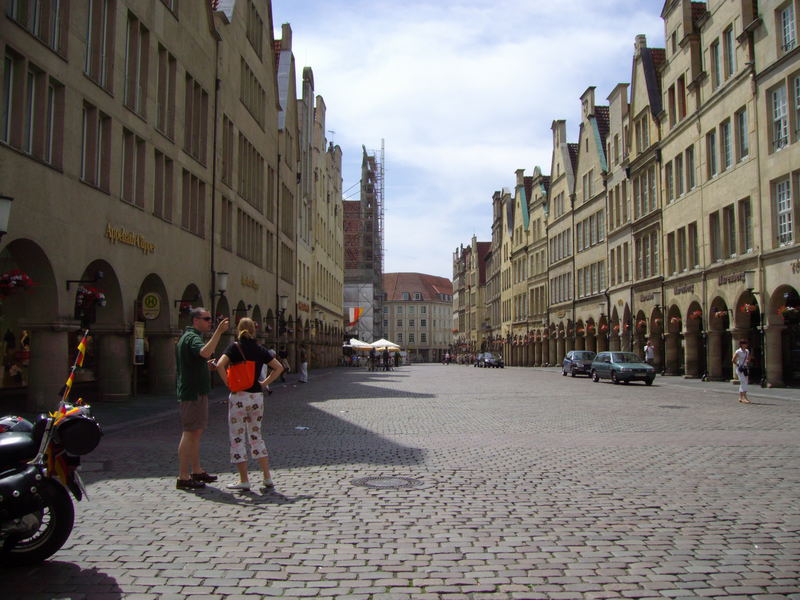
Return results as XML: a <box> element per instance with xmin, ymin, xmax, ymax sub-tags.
<box><xmin>176</xmin><ymin>326</ymin><xmax>209</xmax><ymax>401</ymax></box>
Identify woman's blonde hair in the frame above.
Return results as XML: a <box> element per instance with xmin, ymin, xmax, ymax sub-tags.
<box><xmin>236</xmin><ymin>317</ymin><xmax>257</xmax><ymax>340</ymax></box>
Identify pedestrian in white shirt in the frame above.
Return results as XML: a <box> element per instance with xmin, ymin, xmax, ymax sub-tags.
<box><xmin>732</xmin><ymin>339</ymin><xmax>751</xmax><ymax>404</ymax></box>
<box><xmin>643</xmin><ymin>340</ymin><xmax>655</xmax><ymax>366</ymax></box>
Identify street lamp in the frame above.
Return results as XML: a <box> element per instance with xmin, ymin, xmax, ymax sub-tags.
<box><xmin>0</xmin><ymin>195</ymin><xmax>13</xmax><ymax>242</ymax></box>
<box><xmin>276</xmin><ymin>294</ymin><xmax>289</xmax><ymax>335</ymax></box>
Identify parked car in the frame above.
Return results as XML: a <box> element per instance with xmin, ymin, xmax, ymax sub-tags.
<box><xmin>590</xmin><ymin>351</ymin><xmax>656</xmax><ymax>385</ymax></box>
<box><xmin>477</xmin><ymin>352</ymin><xmax>504</xmax><ymax>368</ymax></box>
<box><xmin>562</xmin><ymin>350</ymin><xmax>596</xmax><ymax>377</ymax></box>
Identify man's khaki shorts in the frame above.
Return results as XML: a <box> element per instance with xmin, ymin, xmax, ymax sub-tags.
<box><xmin>180</xmin><ymin>395</ymin><xmax>208</xmax><ymax>431</ymax></box>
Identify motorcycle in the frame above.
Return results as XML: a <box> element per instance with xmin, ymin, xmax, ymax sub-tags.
<box><xmin>0</xmin><ymin>400</ymin><xmax>102</xmax><ymax>565</ymax></box>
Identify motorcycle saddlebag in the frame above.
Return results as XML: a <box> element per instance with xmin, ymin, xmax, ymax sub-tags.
<box><xmin>0</xmin><ymin>465</ymin><xmax>47</xmax><ymax>520</ymax></box>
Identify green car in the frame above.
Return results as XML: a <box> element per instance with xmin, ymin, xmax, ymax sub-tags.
<box><xmin>590</xmin><ymin>351</ymin><xmax>656</xmax><ymax>385</ymax></box>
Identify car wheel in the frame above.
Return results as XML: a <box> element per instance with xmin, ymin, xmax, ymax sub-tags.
<box><xmin>611</xmin><ymin>372</ymin><xmax>619</xmax><ymax>384</ymax></box>
<box><xmin>645</xmin><ymin>377</ymin><xmax>654</xmax><ymax>386</ymax></box>
<box><xmin>592</xmin><ymin>370</ymin><xmax>599</xmax><ymax>382</ymax></box>
<box><xmin>623</xmin><ymin>379</ymin><xmax>630</xmax><ymax>384</ymax></box>
<box><xmin>570</xmin><ymin>368</ymin><xmax>576</xmax><ymax>377</ymax></box>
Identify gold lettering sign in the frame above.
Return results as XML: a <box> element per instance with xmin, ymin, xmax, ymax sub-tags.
<box><xmin>105</xmin><ymin>224</ymin><xmax>156</xmax><ymax>254</ymax></box>
<box><xmin>241</xmin><ymin>276</ymin><xmax>259</xmax><ymax>291</ymax></box>
<box><xmin>718</xmin><ymin>272</ymin><xmax>745</xmax><ymax>286</ymax></box>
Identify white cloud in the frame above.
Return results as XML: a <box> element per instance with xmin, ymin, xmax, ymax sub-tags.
<box><xmin>272</xmin><ymin>0</ymin><xmax>664</xmax><ymax>278</ymax></box>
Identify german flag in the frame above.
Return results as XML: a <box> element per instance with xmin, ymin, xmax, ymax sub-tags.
<box><xmin>64</xmin><ymin>370</ymin><xmax>74</xmax><ymax>392</ymax></box>
<box><xmin>76</xmin><ymin>333</ymin><xmax>88</xmax><ymax>367</ymax></box>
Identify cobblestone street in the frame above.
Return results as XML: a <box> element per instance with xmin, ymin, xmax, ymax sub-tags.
<box><xmin>5</xmin><ymin>365</ymin><xmax>800</xmax><ymax>599</ymax></box>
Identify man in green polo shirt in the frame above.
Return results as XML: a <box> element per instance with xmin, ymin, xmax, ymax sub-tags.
<box><xmin>176</xmin><ymin>307</ymin><xmax>229</xmax><ymax>490</ymax></box>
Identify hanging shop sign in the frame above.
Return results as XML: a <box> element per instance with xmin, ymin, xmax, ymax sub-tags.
<box><xmin>133</xmin><ymin>321</ymin><xmax>145</xmax><ymax>365</ymax></box>
<box><xmin>141</xmin><ymin>292</ymin><xmax>161</xmax><ymax>320</ymax></box>
<box><xmin>105</xmin><ymin>224</ymin><xmax>156</xmax><ymax>254</ymax></box>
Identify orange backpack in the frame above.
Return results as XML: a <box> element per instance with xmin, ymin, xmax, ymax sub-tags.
<box><xmin>226</xmin><ymin>343</ymin><xmax>256</xmax><ymax>392</ymax></box>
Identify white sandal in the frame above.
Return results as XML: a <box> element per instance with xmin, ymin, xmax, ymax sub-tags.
<box><xmin>226</xmin><ymin>481</ymin><xmax>251</xmax><ymax>490</ymax></box>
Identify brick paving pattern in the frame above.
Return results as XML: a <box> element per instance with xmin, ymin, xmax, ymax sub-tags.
<box><xmin>4</xmin><ymin>366</ymin><xmax>800</xmax><ymax>599</ymax></box>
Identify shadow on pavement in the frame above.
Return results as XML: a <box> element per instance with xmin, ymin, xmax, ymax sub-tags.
<box><xmin>2</xmin><ymin>562</ymin><xmax>123</xmax><ymax>599</ymax></box>
<box><xmin>78</xmin><ymin>368</ymin><xmax>432</xmax><ymax>485</ymax></box>
<box><xmin>197</xmin><ymin>486</ymin><xmax>315</xmax><ymax>506</ymax></box>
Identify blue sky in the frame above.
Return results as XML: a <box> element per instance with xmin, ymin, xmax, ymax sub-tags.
<box><xmin>271</xmin><ymin>0</ymin><xmax>666</xmax><ymax>279</ymax></box>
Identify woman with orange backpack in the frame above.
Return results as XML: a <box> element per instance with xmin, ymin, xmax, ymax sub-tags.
<box><xmin>216</xmin><ymin>318</ymin><xmax>284</xmax><ymax>491</ymax></box>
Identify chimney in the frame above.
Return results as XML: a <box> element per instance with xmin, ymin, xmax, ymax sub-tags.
<box><xmin>281</xmin><ymin>23</ymin><xmax>293</xmax><ymax>51</ymax></box>
<box><xmin>634</xmin><ymin>34</ymin><xmax>647</xmax><ymax>56</ymax></box>
<box><xmin>515</xmin><ymin>169</ymin><xmax>525</xmax><ymax>187</ymax></box>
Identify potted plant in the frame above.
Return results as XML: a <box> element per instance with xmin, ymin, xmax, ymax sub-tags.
<box><xmin>0</xmin><ymin>269</ymin><xmax>35</xmax><ymax>298</ymax></box>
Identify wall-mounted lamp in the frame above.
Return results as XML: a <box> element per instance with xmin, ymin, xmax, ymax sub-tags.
<box><xmin>213</xmin><ymin>271</ymin><xmax>229</xmax><ymax>297</ymax></box>
<box><xmin>66</xmin><ymin>270</ymin><xmax>104</xmax><ymax>291</ymax></box>
<box><xmin>744</xmin><ymin>270</ymin><xmax>757</xmax><ymax>293</ymax></box>
<box><xmin>0</xmin><ymin>195</ymin><xmax>13</xmax><ymax>242</ymax></box>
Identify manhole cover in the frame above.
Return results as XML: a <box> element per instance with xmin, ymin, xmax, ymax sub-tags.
<box><xmin>659</xmin><ymin>405</ymin><xmax>687</xmax><ymax>409</ymax></box>
<box><xmin>351</xmin><ymin>476</ymin><xmax>424</xmax><ymax>489</ymax></box>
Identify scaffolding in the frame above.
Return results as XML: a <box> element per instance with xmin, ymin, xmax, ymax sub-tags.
<box><xmin>343</xmin><ymin>140</ymin><xmax>385</xmax><ymax>341</ymax></box>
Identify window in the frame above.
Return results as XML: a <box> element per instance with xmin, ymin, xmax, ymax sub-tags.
<box><xmin>707</xmin><ymin>130</ymin><xmax>718</xmax><ymax>178</ymax></box>
<box><xmin>124</xmin><ymin>13</ymin><xmax>149</xmax><ymax>116</ymax></box>
<box><xmin>421</xmin><ymin>306</ymin><xmax>427</xmax><ymax>314</ymax></box>
<box><xmin>795</xmin><ymin>76</ymin><xmax>800</xmax><ymax>140</ymax></box>
<box><xmin>408</xmin><ymin>333</ymin><xmax>415</xmax><ymax>344</ymax></box>
<box><xmin>723</xmin><ymin>205</ymin><xmax>736</xmax><ymax>257</ymax></box>
<box><xmin>688</xmin><ymin>222</ymin><xmax>699</xmax><ymax>268</ymax></box>
<box><xmin>686</xmin><ymin>145</ymin><xmax>695</xmax><ymax>190</ymax></box>
<box><xmin>667</xmin><ymin>232</ymin><xmax>677</xmax><ymax>275</ymax></box>
<box><xmin>221</xmin><ymin>116</ymin><xmax>234</xmax><ymax>186</ymax></box>
<box><xmin>779</xmin><ymin>2</ymin><xmax>797</xmax><ymax>53</ymax></box>
<box><xmin>396</xmin><ymin>306</ymin><xmax>403</xmax><ymax>314</ymax></box>
<box><xmin>421</xmin><ymin>319</ymin><xmax>427</xmax><ymax>327</ymax></box>
<box><xmin>396</xmin><ymin>333</ymin><xmax>403</xmax><ymax>343</ymax></box>
<box><xmin>668</xmin><ymin>84</ymin><xmax>676</xmax><ymax>126</ymax></box>
<box><xmin>246</xmin><ymin>1</ymin><xmax>263</xmax><ymax>58</ymax></box>
<box><xmin>414</xmin><ymin>292</ymin><xmax>422</xmax><ymax>300</ymax></box>
<box><xmin>710</xmin><ymin>39</ymin><xmax>721</xmax><ymax>89</ymax></box>
<box><xmin>1</xmin><ymin>53</ymin><xmax>64</xmax><ymax>167</ymax></box>
<box><xmin>84</xmin><ymin>0</ymin><xmax>115</xmax><ymax>89</ymax></box>
<box><xmin>220</xmin><ymin>197</ymin><xmax>232</xmax><ymax>250</ymax></box>
<box><xmin>723</xmin><ymin>26</ymin><xmax>736</xmax><ymax>79</ymax></box>
<box><xmin>240</xmin><ymin>57</ymin><xmax>265</xmax><ymax>127</ymax></box>
<box><xmin>181</xmin><ymin>169</ymin><xmax>205</xmax><ymax>237</ymax></box>
<box><xmin>775</xmin><ymin>178</ymin><xmax>793</xmax><ymax>245</ymax></box>
<box><xmin>677</xmin><ymin>75</ymin><xmax>687</xmax><ymax>120</ymax></box>
<box><xmin>665</xmin><ymin>162</ymin><xmax>674</xmax><ymax>203</ymax></box>
<box><xmin>184</xmin><ymin>73</ymin><xmax>209</xmax><ymax>163</ymax></box>
<box><xmin>772</xmin><ymin>86</ymin><xmax>789</xmax><ymax>150</ymax></box>
<box><xmin>156</xmin><ymin>45</ymin><xmax>176</xmax><ymax>138</ymax></box>
<box><xmin>237</xmin><ymin>209</ymin><xmax>263</xmax><ymax>266</ymax></box>
<box><xmin>735</xmin><ymin>108</ymin><xmax>749</xmax><ymax>160</ymax></box>
<box><xmin>154</xmin><ymin>150</ymin><xmax>173</xmax><ymax>221</ymax></box>
<box><xmin>721</xmin><ymin>120</ymin><xmax>732</xmax><ymax>171</ymax></box>
<box><xmin>677</xmin><ymin>228</ymin><xmax>687</xmax><ymax>271</ymax></box>
<box><xmin>420</xmin><ymin>333</ymin><xmax>427</xmax><ymax>343</ymax></box>
<box><xmin>80</xmin><ymin>103</ymin><xmax>111</xmax><ymax>190</ymax></box>
<box><xmin>408</xmin><ymin>319</ymin><xmax>415</xmax><ymax>327</ymax></box>
<box><xmin>674</xmin><ymin>154</ymin><xmax>684</xmax><ymax>197</ymax></box>
<box><xmin>121</xmin><ymin>129</ymin><xmax>145</xmax><ymax>208</ymax></box>
<box><xmin>8</xmin><ymin>0</ymin><xmax>67</xmax><ymax>54</ymax></box>
<box><xmin>402</xmin><ymin>292</ymin><xmax>410</xmax><ymax>300</ymax></box>
<box><xmin>238</xmin><ymin>133</ymin><xmax>265</xmax><ymax>211</ymax></box>
<box><xmin>709</xmin><ymin>211</ymin><xmax>722</xmax><ymax>261</ymax></box>
<box><xmin>739</xmin><ymin>198</ymin><xmax>753</xmax><ymax>253</ymax></box>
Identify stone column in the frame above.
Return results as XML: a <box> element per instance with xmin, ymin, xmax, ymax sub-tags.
<box><xmin>556</xmin><ymin>337</ymin><xmax>565</xmax><ymax>363</ymax></box>
<box><xmin>597</xmin><ymin>332</ymin><xmax>608</xmax><ymax>353</ymax></box>
<box><xmin>543</xmin><ymin>338</ymin><xmax>550</xmax><ymax>366</ymax></box>
<box><xmin>764</xmin><ymin>323</ymin><xmax>785</xmax><ymax>387</ymax></box>
<box><xmin>21</xmin><ymin>320</ymin><xmax>79</xmax><ymax>412</ymax></box>
<box><xmin>683</xmin><ymin>331</ymin><xmax>700</xmax><ymax>378</ymax></box>
<box><xmin>575</xmin><ymin>335</ymin><xmax>585</xmax><ymax>351</ymax></box>
<box><xmin>609</xmin><ymin>332</ymin><xmax>620</xmax><ymax>351</ymax></box>
<box><xmin>533</xmin><ymin>341</ymin><xmax>541</xmax><ymax>366</ymax></box>
<box><xmin>94</xmin><ymin>327</ymin><xmax>133</xmax><ymax>400</ymax></box>
<box><xmin>655</xmin><ymin>336</ymin><xmax>665</xmax><ymax>373</ymax></box>
<box><xmin>147</xmin><ymin>330</ymin><xmax>179</xmax><ymax>395</ymax></box>
<box><xmin>664</xmin><ymin>332</ymin><xmax>680</xmax><ymax>375</ymax></box>
<box><xmin>707</xmin><ymin>330</ymin><xmax>724</xmax><ymax>381</ymax></box>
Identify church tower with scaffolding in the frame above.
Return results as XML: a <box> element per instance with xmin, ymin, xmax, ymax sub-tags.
<box><xmin>343</xmin><ymin>142</ymin><xmax>385</xmax><ymax>342</ymax></box>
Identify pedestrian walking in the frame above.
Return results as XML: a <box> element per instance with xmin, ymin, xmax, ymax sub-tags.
<box><xmin>732</xmin><ymin>339</ymin><xmax>751</xmax><ymax>404</ymax></box>
<box><xmin>382</xmin><ymin>348</ymin><xmax>390</xmax><ymax>371</ymax></box>
<box><xmin>278</xmin><ymin>346</ymin><xmax>289</xmax><ymax>382</ymax></box>
<box><xmin>216</xmin><ymin>318</ymin><xmax>284</xmax><ymax>491</ymax></box>
<box><xmin>369</xmin><ymin>347</ymin><xmax>377</xmax><ymax>372</ymax></box>
<box><xmin>175</xmin><ymin>308</ymin><xmax>229</xmax><ymax>490</ymax></box>
<box><xmin>394</xmin><ymin>350</ymin><xmax>401</xmax><ymax>368</ymax></box>
<box><xmin>643</xmin><ymin>339</ymin><xmax>655</xmax><ymax>366</ymax></box>
<box><xmin>298</xmin><ymin>344</ymin><xmax>308</xmax><ymax>383</ymax></box>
